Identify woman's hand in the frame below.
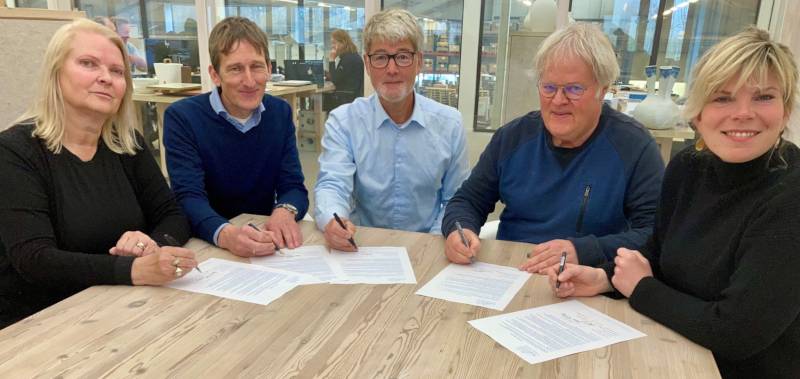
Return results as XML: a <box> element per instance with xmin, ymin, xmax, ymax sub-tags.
<box><xmin>131</xmin><ymin>246</ymin><xmax>197</xmax><ymax>286</ymax></box>
<box><xmin>545</xmin><ymin>263</ymin><xmax>612</xmax><ymax>298</ymax></box>
<box><xmin>611</xmin><ymin>248</ymin><xmax>653</xmax><ymax>297</ymax></box>
<box><xmin>110</xmin><ymin>231</ymin><xmax>158</xmax><ymax>257</ymax></box>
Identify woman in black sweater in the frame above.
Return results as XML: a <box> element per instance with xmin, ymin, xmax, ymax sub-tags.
<box><xmin>0</xmin><ymin>19</ymin><xmax>197</xmax><ymax>328</ymax></box>
<box><xmin>324</xmin><ymin>29</ymin><xmax>364</xmax><ymax>111</ymax></box>
<box><xmin>545</xmin><ymin>27</ymin><xmax>800</xmax><ymax>378</ymax></box>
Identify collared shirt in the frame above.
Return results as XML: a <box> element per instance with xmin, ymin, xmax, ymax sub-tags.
<box><xmin>314</xmin><ymin>92</ymin><xmax>469</xmax><ymax>234</ymax></box>
<box><xmin>208</xmin><ymin>87</ymin><xmax>267</xmax><ymax>244</ymax></box>
<box><xmin>209</xmin><ymin>87</ymin><xmax>266</xmax><ymax>134</ymax></box>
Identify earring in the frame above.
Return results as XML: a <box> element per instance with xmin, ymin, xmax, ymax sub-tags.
<box><xmin>694</xmin><ymin>137</ymin><xmax>705</xmax><ymax>151</ymax></box>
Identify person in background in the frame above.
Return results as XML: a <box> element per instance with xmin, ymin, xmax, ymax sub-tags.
<box><xmin>442</xmin><ymin>23</ymin><xmax>663</xmax><ymax>269</ymax></box>
<box><xmin>111</xmin><ymin>17</ymin><xmax>147</xmax><ymax>72</ymax></box>
<box><xmin>314</xmin><ymin>9</ymin><xmax>469</xmax><ymax>251</ymax></box>
<box><xmin>0</xmin><ymin>19</ymin><xmax>195</xmax><ymax>328</ymax></box>
<box><xmin>324</xmin><ymin>29</ymin><xmax>364</xmax><ymax>111</ymax></box>
<box><xmin>164</xmin><ymin>17</ymin><xmax>308</xmax><ymax>258</ymax></box>
<box><xmin>547</xmin><ymin>27</ymin><xmax>800</xmax><ymax>378</ymax></box>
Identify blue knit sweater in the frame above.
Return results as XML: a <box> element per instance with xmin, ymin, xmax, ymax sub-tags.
<box><xmin>443</xmin><ymin>105</ymin><xmax>664</xmax><ymax>265</ymax></box>
<box><xmin>164</xmin><ymin>93</ymin><xmax>308</xmax><ymax>243</ymax></box>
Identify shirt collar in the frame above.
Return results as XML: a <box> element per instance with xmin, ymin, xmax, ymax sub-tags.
<box><xmin>372</xmin><ymin>92</ymin><xmax>426</xmax><ymax>130</ymax></box>
<box><xmin>209</xmin><ymin>87</ymin><xmax>266</xmax><ymax>132</ymax></box>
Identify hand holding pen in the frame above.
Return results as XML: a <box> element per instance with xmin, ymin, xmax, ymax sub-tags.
<box><xmin>323</xmin><ymin>213</ymin><xmax>358</xmax><ymax>252</ymax></box>
<box><xmin>247</xmin><ymin>223</ymin><xmax>283</xmax><ymax>255</ymax></box>
<box><xmin>444</xmin><ymin>221</ymin><xmax>480</xmax><ymax>265</ymax></box>
<box><xmin>163</xmin><ymin>234</ymin><xmax>202</xmax><ymax>274</ymax></box>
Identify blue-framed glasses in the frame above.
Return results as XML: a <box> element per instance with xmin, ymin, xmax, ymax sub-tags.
<box><xmin>539</xmin><ymin>82</ymin><xmax>587</xmax><ymax>100</ymax></box>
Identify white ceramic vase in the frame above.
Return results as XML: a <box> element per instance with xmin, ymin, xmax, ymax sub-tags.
<box><xmin>633</xmin><ymin>66</ymin><xmax>681</xmax><ymax>130</ymax></box>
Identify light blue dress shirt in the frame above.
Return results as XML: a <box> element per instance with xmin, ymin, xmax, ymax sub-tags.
<box><xmin>314</xmin><ymin>92</ymin><xmax>469</xmax><ymax>234</ymax></box>
<box><xmin>208</xmin><ymin>87</ymin><xmax>267</xmax><ymax>245</ymax></box>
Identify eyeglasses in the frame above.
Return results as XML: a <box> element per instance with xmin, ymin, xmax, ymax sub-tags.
<box><xmin>538</xmin><ymin>82</ymin><xmax>587</xmax><ymax>100</ymax></box>
<box><xmin>367</xmin><ymin>51</ymin><xmax>416</xmax><ymax>69</ymax></box>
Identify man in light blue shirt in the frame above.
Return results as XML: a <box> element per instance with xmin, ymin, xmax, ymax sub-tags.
<box><xmin>314</xmin><ymin>9</ymin><xmax>469</xmax><ymax>251</ymax></box>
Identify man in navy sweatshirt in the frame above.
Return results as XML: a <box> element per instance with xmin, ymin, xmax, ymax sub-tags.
<box><xmin>442</xmin><ymin>23</ymin><xmax>664</xmax><ymax>271</ymax></box>
<box><xmin>164</xmin><ymin>17</ymin><xmax>308</xmax><ymax>258</ymax></box>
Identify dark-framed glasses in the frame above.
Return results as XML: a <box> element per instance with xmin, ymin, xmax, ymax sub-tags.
<box><xmin>367</xmin><ymin>51</ymin><xmax>416</xmax><ymax>69</ymax></box>
<box><xmin>539</xmin><ymin>82</ymin><xmax>587</xmax><ymax>100</ymax></box>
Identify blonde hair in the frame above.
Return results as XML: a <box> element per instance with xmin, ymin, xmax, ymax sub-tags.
<box><xmin>684</xmin><ymin>26</ymin><xmax>798</xmax><ymax>122</ymax></box>
<box><xmin>363</xmin><ymin>9</ymin><xmax>423</xmax><ymax>53</ymax></box>
<box><xmin>331</xmin><ymin>29</ymin><xmax>358</xmax><ymax>56</ymax></box>
<box><xmin>534</xmin><ymin>23</ymin><xmax>619</xmax><ymax>93</ymax></box>
<box><xmin>209</xmin><ymin>17</ymin><xmax>270</xmax><ymax>73</ymax></box>
<box><xmin>14</xmin><ymin>18</ymin><xmax>139</xmax><ymax>155</ymax></box>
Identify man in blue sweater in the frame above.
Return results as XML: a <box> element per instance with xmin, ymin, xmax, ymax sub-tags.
<box><xmin>443</xmin><ymin>23</ymin><xmax>664</xmax><ymax>271</ymax></box>
<box><xmin>164</xmin><ymin>17</ymin><xmax>308</xmax><ymax>258</ymax></box>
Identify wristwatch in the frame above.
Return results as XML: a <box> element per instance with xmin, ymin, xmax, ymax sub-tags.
<box><xmin>274</xmin><ymin>203</ymin><xmax>298</xmax><ymax>215</ymax></box>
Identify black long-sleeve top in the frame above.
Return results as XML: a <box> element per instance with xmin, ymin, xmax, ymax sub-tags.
<box><xmin>326</xmin><ymin>52</ymin><xmax>364</xmax><ymax>111</ymax></box>
<box><xmin>0</xmin><ymin>123</ymin><xmax>190</xmax><ymax>328</ymax></box>
<box><xmin>602</xmin><ymin>143</ymin><xmax>800</xmax><ymax>378</ymax></box>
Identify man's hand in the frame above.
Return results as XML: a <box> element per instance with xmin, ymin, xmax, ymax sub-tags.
<box><xmin>324</xmin><ymin>217</ymin><xmax>357</xmax><ymax>252</ymax></box>
<box><xmin>519</xmin><ymin>239</ymin><xmax>578</xmax><ymax>274</ymax></box>
<box><xmin>444</xmin><ymin>228</ymin><xmax>480</xmax><ymax>264</ymax></box>
<box><xmin>266</xmin><ymin>208</ymin><xmax>303</xmax><ymax>249</ymax></box>
<box><xmin>218</xmin><ymin>224</ymin><xmax>276</xmax><ymax>257</ymax></box>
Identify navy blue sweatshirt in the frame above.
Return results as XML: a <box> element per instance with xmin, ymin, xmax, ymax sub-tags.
<box><xmin>443</xmin><ymin>105</ymin><xmax>664</xmax><ymax>265</ymax></box>
<box><xmin>164</xmin><ymin>93</ymin><xmax>308</xmax><ymax>243</ymax></box>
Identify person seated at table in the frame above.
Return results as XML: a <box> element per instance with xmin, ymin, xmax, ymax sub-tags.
<box><xmin>547</xmin><ymin>27</ymin><xmax>800</xmax><ymax>378</ymax></box>
<box><xmin>164</xmin><ymin>17</ymin><xmax>308</xmax><ymax>258</ymax></box>
<box><xmin>110</xmin><ymin>17</ymin><xmax>147</xmax><ymax>73</ymax></box>
<box><xmin>314</xmin><ymin>9</ymin><xmax>469</xmax><ymax>251</ymax></box>
<box><xmin>442</xmin><ymin>23</ymin><xmax>663</xmax><ymax>269</ymax></box>
<box><xmin>324</xmin><ymin>29</ymin><xmax>364</xmax><ymax>111</ymax></box>
<box><xmin>0</xmin><ymin>19</ymin><xmax>196</xmax><ymax>329</ymax></box>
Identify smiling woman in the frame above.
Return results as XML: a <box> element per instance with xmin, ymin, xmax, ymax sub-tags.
<box><xmin>0</xmin><ymin>18</ymin><xmax>196</xmax><ymax>329</ymax></box>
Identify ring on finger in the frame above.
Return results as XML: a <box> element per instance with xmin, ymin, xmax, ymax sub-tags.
<box><xmin>135</xmin><ymin>241</ymin><xmax>146</xmax><ymax>250</ymax></box>
<box><xmin>172</xmin><ymin>257</ymin><xmax>181</xmax><ymax>267</ymax></box>
<box><xmin>174</xmin><ymin>266</ymin><xmax>183</xmax><ymax>278</ymax></box>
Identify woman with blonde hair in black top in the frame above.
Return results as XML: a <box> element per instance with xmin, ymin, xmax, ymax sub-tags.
<box><xmin>0</xmin><ymin>18</ymin><xmax>196</xmax><ymax>328</ymax></box>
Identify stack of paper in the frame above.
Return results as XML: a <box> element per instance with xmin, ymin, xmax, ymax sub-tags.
<box><xmin>416</xmin><ymin>262</ymin><xmax>531</xmax><ymax>310</ymax></box>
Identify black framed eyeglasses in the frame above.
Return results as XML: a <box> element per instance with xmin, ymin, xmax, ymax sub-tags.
<box><xmin>538</xmin><ymin>82</ymin><xmax>587</xmax><ymax>100</ymax></box>
<box><xmin>367</xmin><ymin>51</ymin><xmax>416</xmax><ymax>69</ymax></box>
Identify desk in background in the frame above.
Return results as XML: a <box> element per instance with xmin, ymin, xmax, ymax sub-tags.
<box><xmin>0</xmin><ymin>214</ymin><xmax>719</xmax><ymax>378</ymax></box>
<box><xmin>132</xmin><ymin>83</ymin><xmax>321</xmax><ymax>176</ymax></box>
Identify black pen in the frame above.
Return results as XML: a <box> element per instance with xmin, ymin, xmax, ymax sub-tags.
<box><xmin>555</xmin><ymin>251</ymin><xmax>567</xmax><ymax>290</ymax></box>
<box><xmin>333</xmin><ymin>213</ymin><xmax>358</xmax><ymax>249</ymax></box>
<box><xmin>247</xmin><ymin>222</ymin><xmax>283</xmax><ymax>254</ymax></box>
<box><xmin>455</xmin><ymin>221</ymin><xmax>474</xmax><ymax>263</ymax></box>
<box><xmin>163</xmin><ymin>233</ymin><xmax>202</xmax><ymax>273</ymax></box>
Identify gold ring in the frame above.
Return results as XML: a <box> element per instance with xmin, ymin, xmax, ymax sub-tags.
<box><xmin>135</xmin><ymin>241</ymin><xmax>146</xmax><ymax>250</ymax></box>
<box><xmin>174</xmin><ymin>266</ymin><xmax>183</xmax><ymax>278</ymax></box>
<box><xmin>172</xmin><ymin>257</ymin><xmax>181</xmax><ymax>267</ymax></box>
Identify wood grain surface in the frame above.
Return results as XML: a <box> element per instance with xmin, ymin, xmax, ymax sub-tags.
<box><xmin>0</xmin><ymin>214</ymin><xmax>720</xmax><ymax>378</ymax></box>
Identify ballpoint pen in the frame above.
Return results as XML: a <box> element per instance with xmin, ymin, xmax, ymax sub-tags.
<box><xmin>247</xmin><ymin>222</ymin><xmax>283</xmax><ymax>254</ymax></box>
<box><xmin>163</xmin><ymin>233</ymin><xmax>202</xmax><ymax>273</ymax></box>
<box><xmin>455</xmin><ymin>221</ymin><xmax>474</xmax><ymax>263</ymax></box>
<box><xmin>333</xmin><ymin>213</ymin><xmax>358</xmax><ymax>249</ymax></box>
<box><xmin>555</xmin><ymin>251</ymin><xmax>567</xmax><ymax>290</ymax></box>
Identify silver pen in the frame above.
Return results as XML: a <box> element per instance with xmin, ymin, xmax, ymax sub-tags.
<box><xmin>455</xmin><ymin>221</ymin><xmax>475</xmax><ymax>263</ymax></box>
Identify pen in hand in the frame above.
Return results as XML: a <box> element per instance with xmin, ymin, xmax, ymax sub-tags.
<box><xmin>333</xmin><ymin>213</ymin><xmax>358</xmax><ymax>250</ymax></box>
<box><xmin>555</xmin><ymin>251</ymin><xmax>567</xmax><ymax>290</ymax></box>
<box><xmin>455</xmin><ymin>221</ymin><xmax>474</xmax><ymax>263</ymax></box>
<box><xmin>163</xmin><ymin>233</ymin><xmax>202</xmax><ymax>273</ymax></box>
<box><xmin>247</xmin><ymin>223</ymin><xmax>283</xmax><ymax>255</ymax></box>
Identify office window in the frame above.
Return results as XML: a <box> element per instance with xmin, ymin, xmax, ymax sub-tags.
<box><xmin>12</xmin><ymin>0</ymin><xmax>47</xmax><ymax>7</ymax></box>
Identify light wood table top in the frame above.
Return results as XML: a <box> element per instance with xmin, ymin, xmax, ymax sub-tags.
<box><xmin>0</xmin><ymin>214</ymin><xmax>719</xmax><ymax>378</ymax></box>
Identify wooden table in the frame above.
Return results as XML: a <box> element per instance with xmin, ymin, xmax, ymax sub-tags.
<box><xmin>650</xmin><ymin>126</ymin><xmax>695</xmax><ymax>164</ymax></box>
<box><xmin>132</xmin><ymin>83</ymin><xmax>320</xmax><ymax>176</ymax></box>
<box><xmin>0</xmin><ymin>214</ymin><xmax>720</xmax><ymax>378</ymax></box>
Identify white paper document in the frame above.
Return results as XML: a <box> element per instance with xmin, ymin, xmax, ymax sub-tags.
<box><xmin>415</xmin><ymin>262</ymin><xmax>531</xmax><ymax>310</ymax></box>
<box><xmin>251</xmin><ymin>245</ymin><xmax>338</xmax><ymax>283</ymax></box>
<box><xmin>328</xmin><ymin>246</ymin><xmax>417</xmax><ymax>284</ymax></box>
<box><xmin>469</xmin><ymin>300</ymin><xmax>646</xmax><ymax>365</ymax></box>
<box><xmin>167</xmin><ymin>258</ymin><xmax>312</xmax><ymax>305</ymax></box>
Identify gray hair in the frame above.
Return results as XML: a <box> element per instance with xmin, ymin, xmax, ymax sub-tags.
<box><xmin>363</xmin><ymin>9</ymin><xmax>423</xmax><ymax>53</ymax></box>
<box><xmin>534</xmin><ymin>23</ymin><xmax>619</xmax><ymax>90</ymax></box>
